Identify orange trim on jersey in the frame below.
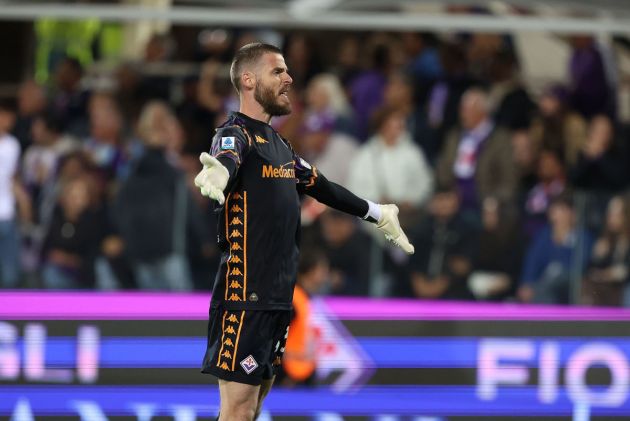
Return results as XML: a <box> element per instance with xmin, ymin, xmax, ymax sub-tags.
<box><xmin>216</xmin><ymin>310</ymin><xmax>228</xmax><ymax>368</ymax></box>
<box><xmin>306</xmin><ymin>166</ymin><xmax>319</xmax><ymax>188</ymax></box>
<box><xmin>240</xmin><ymin>126</ymin><xmax>253</xmax><ymax>147</ymax></box>
<box><xmin>231</xmin><ymin>311</ymin><xmax>246</xmax><ymax>371</ymax></box>
<box><xmin>224</xmin><ymin>194</ymin><xmax>231</xmax><ymax>301</ymax></box>
<box><xmin>215</xmin><ymin>149</ymin><xmax>240</xmax><ymax>163</ymax></box>
<box><xmin>243</xmin><ymin>191</ymin><xmax>248</xmax><ymax>301</ymax></box>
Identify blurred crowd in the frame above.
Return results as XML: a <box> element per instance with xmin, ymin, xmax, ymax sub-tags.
<box><xmin>1</xmin><ymin>28</ymin><xmax>630</xmax><ymax>308</ymax></box>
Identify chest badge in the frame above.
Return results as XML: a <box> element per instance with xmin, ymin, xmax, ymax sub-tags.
<box><xmin>255</xmin><ymin>135</ymin><xmax>268</xmax><ymax>144</ymax></box>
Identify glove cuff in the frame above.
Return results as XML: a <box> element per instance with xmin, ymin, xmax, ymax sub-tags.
<box><xmin>363</xmin><ymin>200</ymin><xmax>382</xmax><ymax>224</ymax></box>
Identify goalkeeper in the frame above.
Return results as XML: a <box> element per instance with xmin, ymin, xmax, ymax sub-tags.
<box><xmin>195</xmin><ymin>42</ymin><xmax>413</xmax><ymax>421</ymax></box>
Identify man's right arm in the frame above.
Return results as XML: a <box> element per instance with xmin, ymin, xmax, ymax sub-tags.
<box><xmin>209</xmin><ymin>126</ymin><xmax>250</xmax><ymax>181</ymax></box>
<box><xmin>195</xmin><ymin>126</ymin><xmax>250</xmax><ymax>204</ymax></box>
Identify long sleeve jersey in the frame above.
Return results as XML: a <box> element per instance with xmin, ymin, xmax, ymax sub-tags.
<box><xmin>209</xmin><ymin>112</ymin><xmax>369</xmax><ymax>311</ymax></box>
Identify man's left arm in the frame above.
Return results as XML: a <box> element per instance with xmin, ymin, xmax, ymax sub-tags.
<box><xmin>294</xmin><ymin>156</ymin><xmax>414</xmax><ymax>254</ymax></box>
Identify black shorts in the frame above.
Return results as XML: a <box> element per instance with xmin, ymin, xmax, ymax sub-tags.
<box><xmin>201</xmin><ymin>307</ymin><xmax>291</xmax><ymax>386</ymax></box>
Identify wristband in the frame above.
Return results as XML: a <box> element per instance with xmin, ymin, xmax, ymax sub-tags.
<box><xmin>363</xmin><ymin>200</ymin><xmax>382</xmax><ymax>223</ymax></box>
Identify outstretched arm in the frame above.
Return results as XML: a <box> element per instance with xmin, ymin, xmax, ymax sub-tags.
<box><xmin>194</xmin><ymin>126</ymin><xmax>250</xmax><ymax>204</ymax></box>
<box><xmin>296</xmin><ymin>158</ymin><xmax>414</xmax><ymax>255</ymax></box>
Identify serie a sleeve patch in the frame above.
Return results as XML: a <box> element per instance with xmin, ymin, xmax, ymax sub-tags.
<box><xmin>221</xmin><ymin>136</ymin><xmax>236</xmax><ymax>150</ymax></box>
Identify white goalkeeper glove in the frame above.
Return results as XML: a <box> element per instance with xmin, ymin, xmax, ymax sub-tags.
<box><xmin>375</xmin><ymin>204</ymin><xmax>415</xmax><ymax>255</ymax></box>
<box><xmin>194</xmin><ymin>152</ymin><xmax>229</xmax><ymax>205</ymax></box>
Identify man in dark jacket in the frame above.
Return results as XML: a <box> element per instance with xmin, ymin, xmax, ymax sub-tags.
<box><xmin>115</xmin><ymin>101</ymin><xmax>208</xmax><ymax>290</ymax></box>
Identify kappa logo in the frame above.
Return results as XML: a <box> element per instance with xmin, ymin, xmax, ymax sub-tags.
<box><xmin>221</xmin><ymin>136</ymin><xmax>235</xmax><ymax>150</ymax></box>
<box><xmin>240</xmin><ymin>355</ymin><xmax>259</xmax><ymax>374</ymax></box>
<box><xmin>229</xmin><ymin>255</ymin><xmax>242</xmax><ymax>263</ymax></box>
<box><xmin>229</xmin><ymin>229</ymin><xmax>243</xmax><ymax>238</ymax></box>
<box><xmin>230</xmin><ymin>267</ymin><xmax>243</xmax><ymax>276</ymax></box>
<box><xmin>230</xmin><ymin>216</ymin><xmax>243</xmax><ymax>225</ymax></box>
<box><xmin>227</xmin><ymin>314</ymin><xmax>238</xmax><ymax>323</ymax></box>
<box><xmin>231</xmin><ymin>243</ymin><xmax>242</xmax><ymax>251</ymax></box>
<box><xmin>228</xmin><ymin>293</ymin><xmax>242</xmax><ymax>302</ymax></box>
<box><xmin>255</xmin><ymin>135</ymin><xmax>268</xmax><ymax>144</ymax></box>
<box><xmin>230</xmin><ymin>280</ymin><xmax>242</xmax><ymax>288</ymax></box>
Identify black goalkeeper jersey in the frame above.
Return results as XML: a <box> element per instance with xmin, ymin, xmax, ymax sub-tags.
<box><xmin>209</xmin><ymin>112</ymin><xmax>321</xmax><ymax>311</ymax></box>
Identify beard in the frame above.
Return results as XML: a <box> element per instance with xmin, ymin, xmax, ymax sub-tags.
<box><xmin>254</xmin><ymin>82</ymin><xmax>291</xmax><ymax>117</ymax></box>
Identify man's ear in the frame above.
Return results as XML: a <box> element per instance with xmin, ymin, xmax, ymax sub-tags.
<box><xmin>242</xmin><ymin>71</ymin><xmax>255</xmax><ymax>91</ymax></box>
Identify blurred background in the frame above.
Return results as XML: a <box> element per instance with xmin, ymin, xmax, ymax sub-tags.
<box><xmin>2</xmin><ymin>0</ymin><xmax>630</xmax><ymax>419</ymax></box>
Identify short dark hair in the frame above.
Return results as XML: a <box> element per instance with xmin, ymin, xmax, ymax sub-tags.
<box><xmin>62</xmin><ymin>56</ymin><xmax>84</xmax><ymax>76</ymax></box>
<box><xmin>35</xmin><ymin>109</ymin><xmax>66</xmax><ymax>134</ymax></box>
<box><xmin>297</xmin><ymin>247</ymin><xmax>327</xmax><ymax>276</ymax></box>
<box><xmin>0</xmin><ymin>97</ymin><xmax>17</xmax><ymax>114</ymax></box>
<box><xmin>369</xmin><ymin>104</ymin><xmax>403</xmax><ymax>134</ymax></box>
<box><xmin>230</xmin><ymin>43</ymin><xmax>282</xmax><ymax>94</ymax></box>
<box><xmin>550</xmin><ymin>191</ymin><xmax>574</xmax><ymax>209</ymax></box>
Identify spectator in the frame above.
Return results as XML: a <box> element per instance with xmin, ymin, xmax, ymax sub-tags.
<box><xmin>529</xmin><ymin>84</ymin><xmax>587</xmax><ymax>167</ymax></box>
<box><xmin>404</xmin><ymin>32</ymin><xmax>442</xmax><ymax>81</ymax></box>
<box><xmin>511</xmin><ymin>129</ymin><xmax>539</xmax><ymax>196</ymax></box>
<box><xmin>13</xmin><ymin>80</ymin><xmax>47</xmax><ymax>151</ymax></box>
<box><xmin>523</xmin><ymin>149</ymin><xmax>567</xmax><ymax>240</ymax></box>
<box><xmin>304</xmin><ymin>73</ymin><xmax>356</xmax><ymax>136</ymax></box>
<box><xmin>436</xmin><ymin>88</ymin><xmax>517</xmax><ymax>217</ymax></box>
<box><xmin>382</xmin><ymin>72</ymin><xmax>427</xmax><ymax>154</ymax></box>
<box><xmin>408</xmin><ymin>188</ymin><xmax>477</xmax><ymax>300</ymax></box>
<box><xmin>50</xmin><ymin>56</ymin><xmax>90</xmax><ymax>137</ymax></box>
<box><xmin>349</xmin><ymin>42</ymin><xmax>393</xmax><ymax>140</ymax></box>
<box><xmin>114</xmin><ymin>101</ymin><xmax>205</xmax><ymax>291</ymax></box>
<box><xmin>568</xmin><ymin>36</ymin><xmax>614</xmax><ymax>119</ymax></box>
<box><xmin>488</xmin><ymin>49</ymin><xmax>535</xmax><ymax>130</ymax></box>
<box><xmin>402</xmin><ymin>32</ymin><xmax>442</xmax><ymax>106</ymax></box>
<box><xmin>469</xmin><ymin>197</ymin><xmax>523</xmax><ymax>301</ymax></box>
<box><xmin>582</xmin><ymin>195</ymin><xmax>630</xmax><ymax>307</ymax></box>
<box><xmin>300</xmin><ymin>110</ymin><xmax>359</xmax><ymax>185</ymax></box>
<box><xmin>333</xmin><ymin>36</ymin><xmax>361</xmax><ymax>88</ymax></box>
<box><xmin>0</xmin><ymin>99</ymin><xmax>21</xmax><ymax>288</ymax></box>
<box><xmin>466</xmin><ymin>33</ymin><xmax>505</xmax><ymax>81</ymax></box>
<box><xmin>318</xmin><ymin>209</ymin><xmax>371</xmax><ymax>296</ymax></box>
<box><xmin>348</xmin><ymin>105</ymin><xmax>433</xmax><ymax>223</ymax></box>
<box><xmin>569</xmin><ymin>114</ymin><xmax>626</xmax><ymax>193</ymax></box>
<box><xmin>22</xmin><ymin>111</ymin><xmax>79</xmax><ymax>210</ymax></box>
<box><xmin>278</xmin><ymin>249</ymin><xmax>329</xmax><ymax>387</ymax></box>
<box><xmin>518</xmin><ymin>194</ymin><xmax>594</xmax><ymax>305</ymax></box>
<box><xmin>422</xmin><ymin>42</ymin><xmax>476</xmax><ymax>164</ymax></box>
<box><xmin>83</xmin><ymin>93</ymin><xmax>127</xmax><ymax>182</ymax></box>
<box><xmin>37</xmin><ymin>151</ymin><xmax>94</xmax><ymax>229</ymax></box>
<box><xmin>114</xmin><ymin>63</ymin><xmax>145</xmax><ymax>125</ymax></box>
<box><xmin>41</xmin><ymin>177</ymin><xmax>103</xmax><ymax>289</ymax></box>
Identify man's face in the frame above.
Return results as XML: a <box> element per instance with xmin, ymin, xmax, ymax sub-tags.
<box><xmin>459</xmin><ymin>92</ymin><xmax>486</xmax><ymax>130</ymax></box>
<box><xmin>253</xmin><ymin>53</ymin><xmax>293</xmax><ymax>116</ymax></box>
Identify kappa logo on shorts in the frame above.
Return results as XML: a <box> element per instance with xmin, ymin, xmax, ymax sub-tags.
<box><xmin>221</xmin><ymin>136</ymin><xmax>235</xmax><ymax>150</ymax></box>
<box><xmin>240</xmin><ymin>355</ymin><xmax>258</xmax><ymax>374</ymax></box>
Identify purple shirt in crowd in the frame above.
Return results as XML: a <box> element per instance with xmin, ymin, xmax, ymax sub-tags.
<box><xmin>569</xmin><ymin>45</ymin><xmax>610</xmax><ymax>118</ymax></box>
<box><xmin>349</xmin><ymin>70</ymin><xmax>387</xmax><ymax>141</ymax></box>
